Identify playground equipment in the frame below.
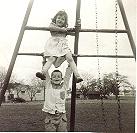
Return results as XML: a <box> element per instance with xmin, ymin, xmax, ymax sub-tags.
<box><xmin>0</xmin><ymin>0</ymin><xmax>135</xmax><ymax>132</ymax></box>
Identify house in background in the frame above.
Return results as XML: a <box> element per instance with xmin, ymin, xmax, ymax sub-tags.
<box><xmin>87</xmin><ymin>90</ymin><xmax>100</xmax><ymax>99</ymax></box>
<box><xmin>12</xmin><ymin>86</ymin><xmax>45</xmax><ymax>101</ymax></box>
<box><xmin>76</xmin><ymin>90</ymin><xmax>101</xmax><ymax>99</ymax></box>
<box><xmin>76</xmin><ymin>90</ymin><xmax>84</xmax><ymax>99</ymax></box>
<box><xmin>4</xmin><ymin>86</ymin><xmax>45</xmax><ymax>102</ymax></box>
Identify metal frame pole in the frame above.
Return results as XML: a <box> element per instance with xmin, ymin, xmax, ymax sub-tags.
<box><xmin>0</xmin><ymin>0</ymin><xmax>34</xmax><ymax>106</ymax></box>
<box><xmin>117</xmin><ymin>0</ymin><xmax>136</xmax><ymax>60</ymax></box>
<box><xmin>70</xmin><ymin>0</ymin><xmax>81</xmax><ymax>131</ymax></box>
<box><xmin>42</xmin><ymin>56</ymin><xmax>46</xmax><ymax>101</ymax></box>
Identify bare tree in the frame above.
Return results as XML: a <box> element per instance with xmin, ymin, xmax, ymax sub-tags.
<box><xmin>0</xmin><ymin>66</ymin><xmax>16</xmax><ymax>85</ymax></box>
<box><xmin>26</xmin><ymin>77</ymin><xmax>44</xmax><ymax>101</ymax></box>
<box><xmin>79</xmin><ymin>72</ymin><xmax>94</xmax><ymax>88</ymax></box>
<box><xmin>12</xmin><ymin>82</ymin><xmax>23</xmax><ymax>98</ymax></box>
<box><xmin>0</xmin><ymin>66</ymin><xmax>6</xmax><ymax>88</ymax></box>
<box><xmin>78</xmin><ymin>72</ymin><xmax>95</xmax><ymax>99</ymax></box>
<box><xmin>130</xmin><ymin>85</ymin><xmax>136</xmax><ymax>96</ymax></box>
<box><xmin>0</xmin><ymin>66</ymin><xmax>17</xmax><ymax>98</ymax></box>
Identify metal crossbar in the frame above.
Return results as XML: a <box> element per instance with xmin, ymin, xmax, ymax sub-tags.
<box><xmin>26</xmin><ymin>26</ymin><xmax>127</xmax><ymax>33</ymax></box>
<box><xmin>18</xmin><ymin>53</ymin><xmax>134</xmax><ymax>58</ymax></box>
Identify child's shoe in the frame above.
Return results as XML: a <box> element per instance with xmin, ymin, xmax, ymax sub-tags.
<box><xmin>36</xmin><ymin>72</ymin><xmax>46</xmax><ymax>80</ymax></box>
<box><xmin>76</xmin><ymin>76</ymin><xmax>83</xmax><ymax>83</ymax></box>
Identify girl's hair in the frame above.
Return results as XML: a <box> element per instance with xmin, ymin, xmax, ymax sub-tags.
<box><xmin>52</xmin><ymin>10</ymin><xmax>68</xmax><ymax>27</ymax></box>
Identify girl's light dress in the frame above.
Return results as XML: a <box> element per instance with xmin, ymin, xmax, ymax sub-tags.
<box><xmin>44</xmin><ymin>23</ymin><xmax>71</xmax><ymax>57</ymax></box>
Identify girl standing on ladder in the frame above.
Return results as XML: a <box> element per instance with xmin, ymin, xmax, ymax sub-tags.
<box><xmin>36</xmin><ymin>10</ymin><xmax>83</xmax><ymax>83</ymax></box>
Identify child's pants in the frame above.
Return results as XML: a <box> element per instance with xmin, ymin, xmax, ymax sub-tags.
<box><xmin>44</xmin><ymin>112</ymin><xmax>67</xmax><ymax>132</ymax></box>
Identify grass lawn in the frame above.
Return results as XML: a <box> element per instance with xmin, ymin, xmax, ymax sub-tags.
<box><xmin>0</xmin><ymin>96</ymin><xmax>135</xmax><ymax>132</ymax></box>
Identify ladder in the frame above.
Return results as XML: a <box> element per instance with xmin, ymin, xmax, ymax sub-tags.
<box><xmin>0</xmin><ymin>0</ymin><xmax>136</xmax><ymax>131</ymax></box>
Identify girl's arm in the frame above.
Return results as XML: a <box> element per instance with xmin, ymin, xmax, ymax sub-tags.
<box><xmin>67</xmin><ymin>19</ymin><xmax>81</xmax><ymax>36</ymax></box>
<box><xmin>67</xmin><ymin>32</ymin><xmax>75</xmax><ymax>36</ymax></box>
<box><xmin>49</xmin><ymin>22</ymin><xmax>67</xmax><ymax>32</ymax></box>
<box><xmin>49</xmin><ymin>22</ymin><xmax>76</xmax><ymax>36</ymax></box>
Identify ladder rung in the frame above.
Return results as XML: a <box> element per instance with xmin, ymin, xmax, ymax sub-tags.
<box><xmin>18</xmin><ymin>53</ymin><xmax>43</xmax><ymax>56</ymax></box>
<box><xmin>76</xmin><ymin>54</ymin><xmax>134</xmax><ymax>58</ymax></box>
<box><xmin>18</xmin><ymin>53</ymin><xmax>134</xmax><ymax>58</ymax></box>
<box><xmin>25</xmin><ymin>26</ymin><xmax>127</xmax><ymax>33</ymax></box>
<box><xmin>25</xmin><ymin>26</ymin><xmax>74</xmax><ymax>32</ymax></box>
<box><xmin>80</xmin><ymin>29</ymin><xmax>127</xmax><ymax>33</ymax></box>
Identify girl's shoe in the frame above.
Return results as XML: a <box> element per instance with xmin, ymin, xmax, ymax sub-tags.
<box><xmin>36</xmin><ymin>72</ymin><xmax>46</xmax><ymax>80</ymax></box>
<box><xmin>76</xmin><ymin>77</ymin><xmax>83</xmax><ymax>83</ymax></box>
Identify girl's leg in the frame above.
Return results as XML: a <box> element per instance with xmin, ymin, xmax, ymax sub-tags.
<box><xmin>36</xmin><ymin>56</ymin><xmax>56</xmax><ymax>80</ymax></box>
<box><xmin>65</xmin><ymin>53</ymin><xmax>83</xmax><ymax>83</ymax></box>
<box><xmin>42</xmin><ymin>56</ymin><xmax>56</xmax><ymax>74</ymax></box>
<box><xmin>53</xmin><ymin>56</ymin><xmax>66</xmax><ymax>68</ymax></box>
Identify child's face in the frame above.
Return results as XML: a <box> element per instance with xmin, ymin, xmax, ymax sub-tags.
<box><xmin>51</xmin><ymin>72</ymin><xmax>63</xmax><ymax>85</ymax></box>
<box><xmin>56</xmin><ymin>15</ymin><xmax>66</xmax><ymax>27</ymax></box>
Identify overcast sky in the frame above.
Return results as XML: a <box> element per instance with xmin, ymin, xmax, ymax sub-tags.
<box><xmin>0</xmin><ymin>0</ymin><xmax>136</xmax><ymax>85</ymax></box>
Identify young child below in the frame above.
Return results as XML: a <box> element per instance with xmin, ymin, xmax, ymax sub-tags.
<box><xmin>36</xmin><ymin>10</ymin><xmax>83</xmax><ymax>83</ymax></box>
<box><xmin>42</xmin><ymin>64</ymin><xmax>72</xmax><ymax>132</ymax></box>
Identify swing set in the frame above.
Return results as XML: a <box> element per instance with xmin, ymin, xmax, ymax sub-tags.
<box><xmin>0</xmin><ymin>0</ymin><xmax>135</xmax><ymax>132</ymax></box>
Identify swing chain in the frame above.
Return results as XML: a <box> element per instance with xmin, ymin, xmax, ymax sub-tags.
<box><xmin>95</xmin><ymin>0</ymin><xmax>107</xmax><ymax>131</ymax></box>
<box><xmin>115</xmin><ymin>0</ymin><xmax>122</xmax><ymax>132</ymax></box>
